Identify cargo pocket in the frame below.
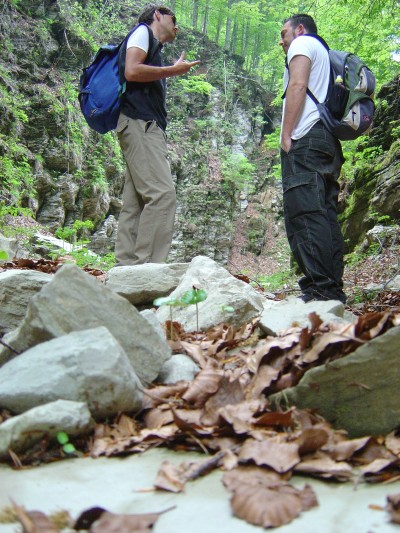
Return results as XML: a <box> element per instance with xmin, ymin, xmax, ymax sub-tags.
<box><xmin>116</xmin><ymin>116</ymin><xmax>129</xmax><ymax>135</ymax></box>
<box><xmin>307</xmin><ymin>138</ymin><xmax>335</xmax><ymax>166</ymax></box>
<box><xmin>282</xmin><ymin>172</ymin><xmax>322</xmax><ymax>219</ymax></box>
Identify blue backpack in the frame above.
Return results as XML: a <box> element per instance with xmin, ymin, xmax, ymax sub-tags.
<box><xmin>78</xmin><ymin>24</ymin><xmax>158</xmax><ymax>134</ymax></box>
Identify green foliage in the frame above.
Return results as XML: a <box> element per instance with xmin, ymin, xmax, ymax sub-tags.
<box><xmin>177</xmin><ymin>75</ymin><xmax>214</xmax><ymax>96</ymax></box>
<box><xmin>255</xmin><ymin>269</ymin><xmax>296</xmax><ymax>292</ymax></box>
<box><xmin>221</xmin><ymin>153</ymin><xmax>256</xmax><ymax>193</ymax></box>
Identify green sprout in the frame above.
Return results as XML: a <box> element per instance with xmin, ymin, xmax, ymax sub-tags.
<box><xmin>179</xmin><ymin>286</ymin><xmax>207</xmax><ymax>332</ymax></box>
<box><xmin>153</xmin><ymin>286</ymin><xmax>208</xmax><ymax>336</ymax></box>
<box><xmin>0</xmin><ymin>250</ymin><xmax>8</xmax><ymax>261</ymax></box>
<box><xmin>221</xmin><ymin>305</ymin><xmax>235</xmax><ymax>313</ymax></box>
<box><xmin>153</xmin><ymin>295</ymin><xmax>184</xmax><ymax>339</ymax></box>
<box><xmin>56</xmin><ymin>431</ymin><xmax>77</xmax><ymax>455</ymax></box>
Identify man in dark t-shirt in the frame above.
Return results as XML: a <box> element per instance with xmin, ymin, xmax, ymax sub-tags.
<box><xmin>115</xmin><ymin>4</ymin><xmax>200</xmax><ymax>265</ymax></box>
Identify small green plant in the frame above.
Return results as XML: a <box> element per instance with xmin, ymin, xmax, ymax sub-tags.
<box><xmin>179</xmin><ymin>286</ymin><xmax>207</xmax><ymax>332</ymax></box>
<box><xmin>0</xmin><ymin>250</ymin><xmax>8</xmax><ymax>261</ymax></box>
<box><xmin>154</xmin><ymin>286</ymin><xmax>208</xmax><ymax>337</ymax></box>
<box><xmin>153</xmin><ymin>295</ymin><xmax>185</xmax><ymax>339</ymax></box>
<box><xmin>56</xmin><ymin>431</ymin><xmax>77</xmax><ymax>455</ymax></box>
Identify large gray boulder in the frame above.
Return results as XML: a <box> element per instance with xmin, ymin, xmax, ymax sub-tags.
<box><xmin>156</xmin><ymin>256</ymin><xmax>264</xmax><ymax>332</ymax></box>
<box><xmin>0</xmin><ymin>269</ymin><xmax>52</xmax><ymax>334</ymax></box>
<box><xmin>0</xmin><ymin>264</ymin><xmax>171</xmax><ymax>384</ymax></box>
<box><xmin>269</xmin><ymin>326</ymin><xmax>400</xmax><ymax>438</ymax></box>
<box><xmin>105</xmin><ymin>263</ymin><xmax>188</xmax><ymax>305</ymax></box>
<box><xmin>0</xmin><ymin>327</ymin><xmax>143</xmax><ymax>418</ymax></box>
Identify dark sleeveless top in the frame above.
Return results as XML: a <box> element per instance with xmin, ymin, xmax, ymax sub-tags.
<box><xmin>120</xmin><ymin>25</ymin><xmax>167</xmax><ymax>131</ymax></box>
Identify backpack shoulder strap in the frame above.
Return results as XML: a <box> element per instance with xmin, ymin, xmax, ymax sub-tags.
<box><xmin>282</xmin><ymin>34</ymin><xmax>331</xmax><ymax>102</ymax></box>
<box><xmin>118</xmin><ymin>24</ymin><xmax>161</xmax><ymax>91</ymax></box>
<box><xmin>302</xmin><ymin>34</ymin><xmax>332</xmax><ymax>105</ymax></box>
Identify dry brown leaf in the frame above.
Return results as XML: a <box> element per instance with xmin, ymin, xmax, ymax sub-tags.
<box><xmin>143</xmin><ymin>407</ymin><xmax>174</xmax><ymax>429</ymax></box>
<box><xmin>11</xmin><ymin>501</ymin><xmax>59</xmax><ymax>533</ymax></box>
<box><xmin>294</xmin><ymin>451</ymin><xmax>353</xmax><ymax>481</ymax></box>
<box><xmin>386</xmin><ymin>493</ymin><xmax>400</xmax><ymax>524</ymax></box>
<box><xmin>295</xmin><ymin>427</ymin><xmax>330</xmax><ymax>456</ymax></box>
<box><xmin>223</xmin><ymin>467</ymin><xmax>318</xmax><ymax>528</ymax></box>
<box><xmin>328</xmin><ymin>436</ymin><xmax>370</xmax><ymax>461</ymax></box>
<box><xmin>222</xmin><ymin>466</ymin><xmax>283</xmax><ymax>491</ymax></box>
<box><xmin>182</xmin><ymin>359</ymin><xmax>224</xmax><ymax>407</ymax></box>
<box><xmin>154</xmin><ymin>460</ymin><xmax>187</xmax><ymax>493</ymax></box>
<box><xmin>254</xmin><ymin>410</ymin><xmax>294</xmax><ymax>428</ymax></box>
<box><xmin>179</xmin><ymin>340</ymin><xmax>208</xmax><ymax>368</ymax></box>
<box><xmin>352</xmin><ymin>437</ymin><xmax>397</xmax><ymax>465</ymax></box>
<box><xmin>360</xmin><ymin>458</ymin><xmax>396</xmax><ymax>475</ymax></box>
<box><xmin>155</xmin><ymin>454</ymin><xmax>224</xmax><ymax>492</ymax></box>
<box><xmin>142</xmin><ymin>383</ymin><xmax>188</xmax><ymax>409</ymax></box>
<box><xmin>89</xmin><ymin>510</ymin><xmax>166</xmax><ymax>532</ymax></box>
<box><xmin>247</xmin><ymin>335</ymin><xmax>299</xmax><ymax>373</ymax></box>
<box><xmin>247</xmin><ymin>365</ymin><xmax>280</xmax><ymax>399</ymax></box>
<box><xmin>170</xmin><ymin>408</ymin><xmax>212</xmax><ymax>436</ymax></box>
<box><xmin>218</xmin><ymin>399</ymin><xmax>264</xmax><ymax>433</ymax></box>
<box><xmin>385</xmin><ymin>432</ymin><xmax>400</xmax><ymax>457</ymax></box>
<box><xmin>201</xmin><ymin>377</ymin><xmax>245</xmax><ymax>426</ymax></box>
<box><xmin>239</xmin><ymin>437</ymin><xmax>300</xmax><ymax>473</ymax></box>
<box><xmin>300</xmin><ymin>329</ymin><xmax>361</xmax><ymax>364</ymax></box>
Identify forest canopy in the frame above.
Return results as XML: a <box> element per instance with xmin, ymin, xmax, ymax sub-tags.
<box><xmin>62</xmin><ymin>0</ymin><xmax>400</xmax><ymax>94</ymax></box>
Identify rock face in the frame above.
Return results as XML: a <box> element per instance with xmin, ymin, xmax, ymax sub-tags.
<box><xmin>269</xmin><ymin>326</ymin><xmax>400</xmax><ymax>438</ymax></box>
<box><xmin>341</xmin><ymin>75</ymin><xmax>400</xmax><ymax>249</ymax></box>
<box><xmin>0</xmin><ymin>264</ymin><xmax>171</xmax><ymax>385</ymax></box>
<box><xmin>0</xmin><ymin>1</ymin><xmax>269</xmax><ymax>264</ymax></box>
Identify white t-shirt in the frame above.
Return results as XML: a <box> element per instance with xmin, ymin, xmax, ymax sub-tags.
<box><xmin>283</xmin><ymin>35</ymin><xmax>330</xmax><ymax>139</ymax></box>
<box><xmin>126</xmin><ymin>24</ymin><xmax>150</xmax><ymax>53</ymax></box>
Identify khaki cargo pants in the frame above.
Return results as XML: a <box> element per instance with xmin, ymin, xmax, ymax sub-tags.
<box><xmin>115</xmin><ymin>114</ymin><xmax>176</xmax><ymax>265</ymax></box>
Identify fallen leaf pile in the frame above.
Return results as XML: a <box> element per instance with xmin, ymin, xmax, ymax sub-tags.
<box><xmin>86</xmin><ymin>308</ymin><xmax>400</xmax><ymax>528</ymax></box>
<box><xmin>0</xmin><ymin>258</ymin><xmax>104</xmax><ymax>278</ymax></box>
<box><xmin>7</xmin><ymin>500</ymin><xmax>175</xmax><ymax>532</ymax></box>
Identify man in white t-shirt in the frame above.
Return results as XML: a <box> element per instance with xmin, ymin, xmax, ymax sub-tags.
<box><xmin>280</xmin><ymin>14</ymin><xmax>346</xmax><ymax>303</ymax></box>
<box><xmin>115</xmin><ymin>4</ymin><xmax>200</xmax><ymax>266</ymax></box>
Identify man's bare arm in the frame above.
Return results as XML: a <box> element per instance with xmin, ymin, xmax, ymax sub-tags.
<box><xmin>125</xmin><ymin>47</ymin><xmax>200</xmax><ymax>82</ymax></box>
<box><xmin>281</xmin><ymin>54</ymin><xmax>311</xmax><ymax>152</ymax></box>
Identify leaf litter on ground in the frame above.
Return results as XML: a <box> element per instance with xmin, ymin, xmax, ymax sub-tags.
<box><xmin>3</xmin><ymin>307</ymin><xmax>400</xmax><ymax>530</ymax></box>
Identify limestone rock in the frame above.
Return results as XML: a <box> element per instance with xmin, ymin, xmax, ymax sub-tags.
<box><xmin>157</xmin><ymin>354</ymin><xmax>200</xmax><ymax>384</ymax></box>
<box><xmin>0</xmin><ymin>269</ymin><xmax>52</xmax><ymax>334</ymax></box>
<box><xmin>0</xmin><ymin>400</ymin><xmax>94</xmax><ymax>459</ymax></box>
<box><xmin>0</xmin><ymin>327</ymin><xmax>143</xmax><ymax>418</ymax></box>
<box><xmin>106</xmin><ymin>263</ymin><xmax>188</xmax><ymax>305</ymax></box>
<box><xmin>259</xmin><ymin>297</ymin><xmax>356</xmax><ymax>336</ymax></box>
<box><xmin>269</xmin><ymin>326</ymin><xmax>400</xmax><ymax>438</ymax></box>
<box><xmin>156</xmin><ymin>256</ymin><xmax>264</xmax><ymax>332</ymax></box>
<box><xmin>0</xmin><ymin>264</ymin><xmax>171</xmax><ymax>384</ymax></box>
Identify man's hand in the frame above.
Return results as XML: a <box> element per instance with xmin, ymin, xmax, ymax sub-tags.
<box><xmin>173</xmin><ymin>51</ymin><xmax>201</xmax><ymax>74</ymax></box>
<box><xmin>281</xmin><ymin>135</ymin><xmax>292</xmax><ymax>153</ymax></box>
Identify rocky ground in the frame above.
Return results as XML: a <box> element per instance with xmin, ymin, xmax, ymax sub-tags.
<box><xmin>2</xmin><ymin>214</ymin><xmax>400</xmax><ymax>315</ymax></box>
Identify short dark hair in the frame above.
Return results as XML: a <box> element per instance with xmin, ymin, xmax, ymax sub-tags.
<box><xmin>138</xmin><ymin>4</ymin><xmax>176</xmax><ymax>25</ymax></box>
<box><xmin>284</xmin><ymin>14</ymin><xmax>318</xmax><ymax>34</ymax></box>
